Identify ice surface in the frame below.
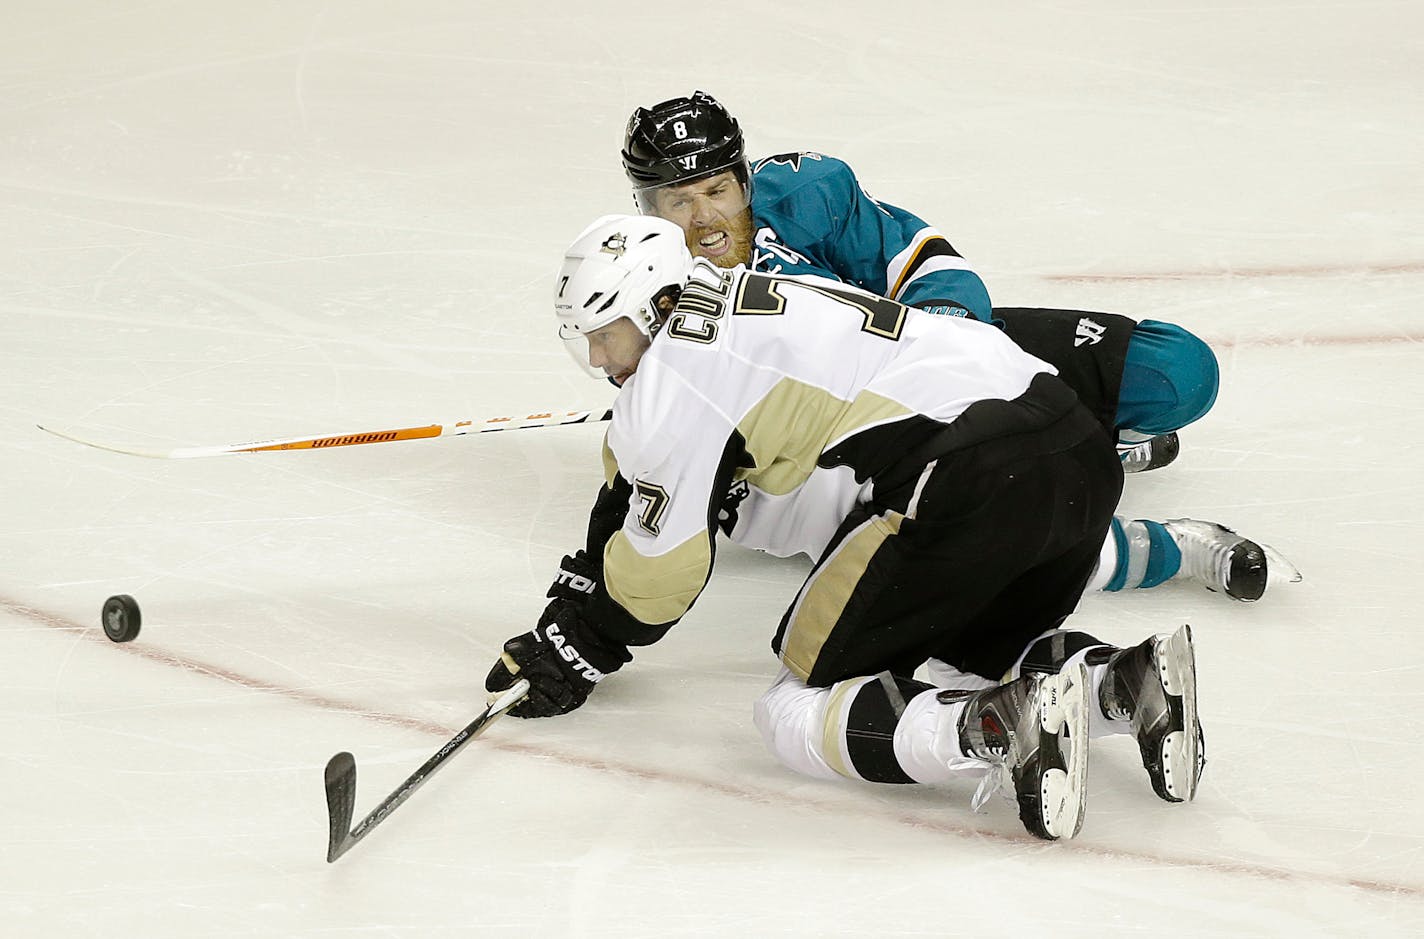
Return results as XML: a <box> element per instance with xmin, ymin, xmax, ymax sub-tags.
<box><xmin>3</xmin><ymin>2</ymin><xmax>1422</xmax><ymax>936</ymax></box>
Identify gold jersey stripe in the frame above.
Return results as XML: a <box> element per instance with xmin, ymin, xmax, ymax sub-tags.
<box><xmin>781</xmin><ymin>508</ymin><xmax>907</xmax><ymax>679</ymax></box>
<box><xmin>739</xmin><ymin>380</ymin><xmax>913</xmax><ymax>495</ymax></box>
<box><xmin>603</xmin><ymin>528</ymin><xmax>712</xmax><ymax>626</ymax></box>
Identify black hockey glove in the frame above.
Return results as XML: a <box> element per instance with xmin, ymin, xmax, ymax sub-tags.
<box><xmin>485</xmin><ymin>561</ymin><xmax>631</xmax><ymax>718</ymax></box>
<box><xmin>547</xmin><ymin>551</ymin><xmax>601</xmax><ymax>605</ymax></box>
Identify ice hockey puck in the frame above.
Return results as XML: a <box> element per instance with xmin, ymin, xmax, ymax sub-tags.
<box><xmin>101</xmin><ymin>594</ymin><xmax>141</xmax><ymax>642</ymax></box>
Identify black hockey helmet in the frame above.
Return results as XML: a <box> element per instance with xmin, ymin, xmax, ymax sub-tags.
<box><xmin>621</xmin><ymin>91</ymin><xmax>752</xmax><ymax>214</ymax></box>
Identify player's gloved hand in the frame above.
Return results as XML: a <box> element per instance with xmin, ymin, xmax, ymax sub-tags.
<box><xmin>485</xmin><ymin>555</ymin><xmax>631</xmax><ymax>718</ymax></box>
<box><xmin>485</xmin><ymin>603</ymin><xmax>630</xmax><ymax>718</ymax></box>
<box><xmin>547</xmin><ymin>551</ymin><xmax>601</xmax><ymax>604</ymax></box>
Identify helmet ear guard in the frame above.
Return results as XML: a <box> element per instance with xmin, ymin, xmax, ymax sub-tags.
<box><xmin>621</xmin><ymin>91</ymin><xmax>752</xmax><ymax>213</ymax></box>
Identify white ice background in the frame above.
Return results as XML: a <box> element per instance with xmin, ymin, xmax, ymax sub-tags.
<box><xmin>2</xmin><ymin>2</ymin><xmax>1422</xmax><ymax>936</ymax></box>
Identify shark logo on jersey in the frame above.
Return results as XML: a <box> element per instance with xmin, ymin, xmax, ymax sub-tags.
<box><xmin>754</xmin><ymin>152</ymin><xmax>824</xmax><ymax>173</ymax></box>
<box><xmin>600</xmin><ymin>233</ymin><xmax>627</xmax><ymax>257</ymax></box>
<box><xmin>1074</xmin><ymin>317</ymin><xmax>1107</xmax><ymax>347</ymax></box>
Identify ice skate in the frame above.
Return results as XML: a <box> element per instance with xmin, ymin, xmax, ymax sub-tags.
<box><xmin>1164</xmin><ymin>518</ymin><xmax>1300</xmax><ymax>602</ymax></box>
<box><xmin>1118</xmin><ymin>431</ymin><xmax>1180</xmax><ymax>473</ymax></box>
<box><xmin>956</xmin><ymin>664</ymin><xmax>1090</xmax><ymax>841</ymax></box>
<box><xmin>1092</xmin><ymin>624</ymin><xmax>1202</xmax><ymax>803</ymax></box>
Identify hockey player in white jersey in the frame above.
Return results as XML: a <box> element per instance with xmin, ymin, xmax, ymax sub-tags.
<box><xmin>616</xmin><ymin>91</ymin><xmax>1299</xmax><ymax>604</ymax></box>
<box><xmin>486</xmin><ymin>215</ymin><xmax>1207</xmax><ymax>841</ymax></box>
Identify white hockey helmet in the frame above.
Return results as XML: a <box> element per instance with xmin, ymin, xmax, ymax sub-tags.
<box><xmin>554</xmin><ymin>214</ymin><xmax>693</xmax><ymax>378</ymax></box>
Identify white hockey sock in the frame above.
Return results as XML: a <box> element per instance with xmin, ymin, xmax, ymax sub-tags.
<box><xmin>1085</xmin><ymin>526</ymin><xmax>1119</xmax><ymax>593</ymax></box>
<box><xmin>1059</xmin><ymin>647</ymin><xmax>1133</xmax><ymax>739</ymax></box>
<box><xmin>753</xmin><ymin>668</ymin><xmax>990</xmax><ymax>786</ymax></box>
<box><xmin>891</xmin><ymin>688</ymin><xmax>992</xmax><ymax>785</ymax></box>
<box><xmin>1009</xmin><ymin>629</ymin><xmax>1131</xmax><ymax>739</ymax></box>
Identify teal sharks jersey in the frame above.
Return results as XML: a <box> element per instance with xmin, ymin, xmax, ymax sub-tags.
<box><xmin>747</xmin><ymin>152</ymin><xmax>992</xmax><ymax>322</ymax></box>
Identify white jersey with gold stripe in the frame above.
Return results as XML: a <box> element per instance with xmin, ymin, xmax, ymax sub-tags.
<box><xmin>599</xmin><ymin>261</ymin><xmax>1057</xmax><ymax>629</ymax></box>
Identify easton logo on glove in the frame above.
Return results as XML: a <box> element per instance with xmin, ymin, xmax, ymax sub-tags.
<box><xmin>553</xmin><ymin>566</ymin><xmax>597</xmax><ymax>595</ymax></box>
<box><xmin>537</xmin><ymin>621</ymin><xmax>608</xmax><ymax>682</ymax></box>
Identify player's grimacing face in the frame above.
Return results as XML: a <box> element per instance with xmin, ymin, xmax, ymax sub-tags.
<box><xmin>648</xmin><ymin>171</ymin><xmax>754</xmax><ymax>269</ymax></box>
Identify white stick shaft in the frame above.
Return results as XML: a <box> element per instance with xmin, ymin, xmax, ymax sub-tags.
<box><xmin>37</xmin><ymin>408</ymin><xmax>613</xmax><ymax>459</ymax></box>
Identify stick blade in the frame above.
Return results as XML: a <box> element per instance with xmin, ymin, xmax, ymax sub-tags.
<box><xmin>324</xmin><ymin>751</ymin><xmax>358</xmax><ymax>863</ymax></box>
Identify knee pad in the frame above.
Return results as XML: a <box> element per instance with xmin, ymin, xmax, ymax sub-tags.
<box><xmin>753</xmin><ymin>668</ymin><xmax>948</xmax><ymax>784</ymax></box>
<box><xmin>752</xmin><ymin>669</ymin><xmax>845</xmax><ymax>782</ymax></box>
<box><xmin>1118</xmin><ymin>320</ymin><xmax>1220</xmax><ymax>436</ymax></box>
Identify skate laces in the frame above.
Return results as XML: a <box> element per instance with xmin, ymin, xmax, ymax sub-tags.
<box><xmin>965</xmin><ymin>700</ymin><xmax>1022</xmax><ymax>813</ymax></box>
<box><xmin>970</xmin><ymin>761</ymin><xmax>1013</xmax><ymax>813</ymax></box>
<box><xmin>1100</xmin><ymin>642</ymin><xmax>1156</xmax><ymax>726</ymax></box>
<box><xmin>1117</xmin><ymin>432</ymin><xmax>1179</xmax><ymax>474</ymax></box>
<box><xmin>1103</xmin><ymin>701</ymin><xmax>1132</xmax><ymax>722</ymax></box>
<box><xmin>1166</xmin><ymin>520</ymin><xmax>1237</xmax><ymax>591</ymax></box>
<box><xmin>1117</xmin><ymin>438</ymin><xmax>1155</xmax><ymax>470</ymax></box>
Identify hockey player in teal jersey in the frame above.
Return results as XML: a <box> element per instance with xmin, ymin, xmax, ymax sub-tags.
<box><xmin>622</xmin><ymin>92</ymin><xmax>1202</xmax><ymax>460</ymax></box>
<box><xmin>649</xmin><ymin>147</ymin><xmax>995</xmax><ymax>321</ymax></box>
<box><xmin>618</xmin><ymin>91</ymin><xmax>1298</xmax><ymax>603</ymax></box>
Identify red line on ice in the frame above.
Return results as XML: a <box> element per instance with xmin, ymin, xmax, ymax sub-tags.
<box><xmin>10</xmin><ymin>598</ymin><xmax>1421</xmax><ymax>900</ymax></box>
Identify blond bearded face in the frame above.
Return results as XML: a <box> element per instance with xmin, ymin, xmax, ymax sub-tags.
<box><xmin>645</xmin><ymin>170</ymin><xmax>754</xmax><ymax>269</ymax></box>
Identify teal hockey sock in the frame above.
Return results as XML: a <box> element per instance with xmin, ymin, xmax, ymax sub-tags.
<box><xmin>1104</xmin><ymin>517</ymin><xmax>1183</xmax><ymax>591</ymax></box>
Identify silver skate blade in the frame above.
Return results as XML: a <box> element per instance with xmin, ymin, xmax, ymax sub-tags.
<box><xmin>1038</xmin><ymin>663</ymin><xmax>1090</xmax><ymax>840</ymax></box>
<box><xmin>1261</xmin><ymin>542</ymin><xmax>1303</xmax><ymax>587</ymax></box>
<box><xmin>1157</xmin><ymin>624</ymin><xmax>1200</xmax><ymax>803</ymax></box>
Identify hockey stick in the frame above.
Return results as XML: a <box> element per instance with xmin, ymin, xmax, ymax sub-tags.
<box><xmin>323</xmin><ymin>678</ymin><xmax>529</xmax><ymax>863</ymax></box>
<box><xmin>37</xmin><ymin>408</ymin><xmax>613</xmax><ymax>460</ymax></box>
